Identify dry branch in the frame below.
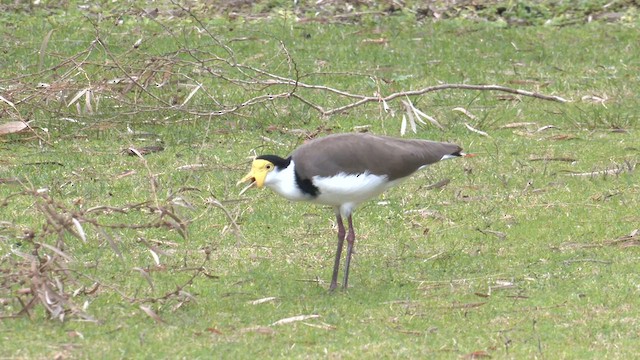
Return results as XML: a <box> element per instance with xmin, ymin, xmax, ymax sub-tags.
<box><xmin>0</xmin><ymin>7</ymin><xmax>568</xmax><ymax>132</ymax></box>
<box><xmin>563</xmin><ymin>161</ymin><xmax>636</xmax><ymax>177</ymax></box>
<box><xmin>0</xmin><ymin>182</ymin><xmax>225</xmax><ymax>321</ymax></box>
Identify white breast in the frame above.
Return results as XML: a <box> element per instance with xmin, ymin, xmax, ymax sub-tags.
<box><xmin>311</xmin><ymin>172</ymin><xmax>407</xmax><ymax>216</ymax></box>
<box><xmin>264</xmin><ymin>161</ymin><xmax>409</xmax><ymax>217</ymax></box>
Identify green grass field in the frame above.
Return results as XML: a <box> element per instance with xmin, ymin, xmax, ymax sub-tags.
<box><xmin>1</xmin><ymin>2</ymin><xmax>639</xmax><ymax>358</ymax></box>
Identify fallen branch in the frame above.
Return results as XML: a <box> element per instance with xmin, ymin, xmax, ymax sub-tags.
<box><xmin>562</xmin><ymin>258</ymin><xmax>612</xmax><ymax>265</ymax></box>
<box><xmin>0</xmin><ymin>182</ymin><xmax>223</xmax><ymax>321</ymax></box>
<box><xmin>1</xmin><ymin>9</ymin><xmax>570</xmax><ymax>133</ymax></box>
<box><xmin>564</xmin><ymin>161</ymin><xmax>635</xmax><ymax>177</ymax></box>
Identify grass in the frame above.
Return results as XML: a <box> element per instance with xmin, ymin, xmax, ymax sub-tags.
<box><xmin>1</xmin><ymin>3</ymin><xmax>639</xmax><ymax>359</ymax></box>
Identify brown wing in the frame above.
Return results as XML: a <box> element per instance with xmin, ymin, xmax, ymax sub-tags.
<box><xmin>292</xmin><ymin>133</ymin><xmax>462</xmax><ymax>181</ymax></box>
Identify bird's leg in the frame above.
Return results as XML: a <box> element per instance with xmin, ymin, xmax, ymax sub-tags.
<box><xmin>330</xmin><ymin>213</ymin><xmax>346</xmax><ymax>291</ymax></box>
<box><xmin>342</xmin><ymin>214</ymin><xmax>355</xmax><ymax>289</ymax></box>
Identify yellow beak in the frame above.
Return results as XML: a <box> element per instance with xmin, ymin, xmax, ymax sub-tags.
<box><xmin>237</xmin><ymin>170</ymin><xmax>259</xmax><ymax>187</ymax></box>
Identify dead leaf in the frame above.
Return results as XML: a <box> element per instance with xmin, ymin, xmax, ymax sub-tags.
<box><xmin>38</xmin><ymin>242</ymin><xmax>74</xmax><ymax>262</ymax></box>
<box><xmin>403</xmin><ymin>97</ymin><xmax>443</xmax><ymax>130</ymax></box>
<box><xmin>500</xmin><ymin>122</ymin><xmax>537</xmax><ymax>129</ymax></box>
<box><xmin>452</xmin><ymin>107</ymin><xmax>479</xmax><ymax>121</ymax></box>
<box><xmin>0</xmin><ymin>178</ymin><xmax>20</xmax><ymax>184</ymax></box>
<box><xmin>494</xmin><ymin>280</ymin><xmax>515</xmax><ymax>287</ymax></box>
<box><xmin>123</xmin><ymin>146</ymin><xmax>164</xmax><ymax>156</ymax></box>
<box><xmin>67</xmin><ymin>89</ymin><xmax>88</xmax><ymax>108</ymax></box>
<box><xmin>529</xmin><ymin>156</ymin><xmax>576</xmax><ymax>162</ymax></box>
<box><xmin>565</xmin><ymin>168</ymin><xmax>627</xmax><ymax>177</ymax></box>
<box><xmin>353</xmin><ymin>124</ymin><xmax>372</xmax><ymax>132</ymax></box>
<box><xmin>581</xmin><ymin>94</ymin><xmax>608</xmax><ymax>105</ymax></box>
<box><xmin>400</xmin><ymin>114</ymin><xmax>407</xmax><ymax>135</ymax></box>
<box><xmin>610</xmin><ymin>128</ymin><xmax>628</xmax><ymax>133</ymax></box>
<box><xmin>181</xmin><ymin>84</ymin><xmax>201</xmax><ymax>106</ymax></box>
<box><xmin>0</xmin><ymin>95</ymin><xmax>18</xmax><ymax>110</ymax></box>
<box><xmin>84</xmin><ymin>282</ymin><xmax>100</xmax><ymax>295</ymax></box>
<box><xmin>603</xmin><ymin>229</ymin><xmax>640</xmax><ymax>248</ymax></box>
<box><xmin>149</xmin><ymin>249</ymin><xmax>161</xmax><ymax>266</ymax></box>
<box><xmin>536</xmin><ymin>125</ymin><xmax>558</xmax><ymax>132</ymax></box>
<box><xmin>239</xmin><ymin>326</ymin><xmax>276</xmax><ymax>335</ymax></box>
<box><xmin>259</xmin><ymin>135</ymin><xmax>286</xmax><ymax>146</ymax></box>
<box><xmin>556</xmin><ymin>242</ymin><xmax>600</xmax><ymax>251</ymax></box>
<box><xmin>0</xmin><ymin>121</ymin><xmax>29</xmax><ymax>135</ymax></box>
<box><xmin>206</xmin><ymin>327</ymin><xmax>223</xmax><ymax>334</ymax></box>
<box><xmin>449</xmin><ymin>302</ymin><xmax>486</xmax><ymax>309</ymax></box>
<box><xmin>476</xmin><ymin>228</ymin><xmax>507</xmax><ymax>240</ymax></box>
<box><xmin>405</xmin><ymin>208</ymin><xmax>448</xmax><ymax>222</ymax></box>
<box><xmin>67</xmin><ymin>330</ymin><xmax>84</xmax><ymax>339</ymax></box>
<box><xmin>38</xmin><ymin>29</ymin><xmax>55</xmax><ymax>72</ymax></box>
<box><xmin>114</xmin><ymin>170</ymin><xmax>136</xmax><ymax>179</ymax></box>
<box><xmin>271</xmin><ymin>314</ymin><xmax>320</xmax><ymax>326</ymax></box>
<box><xmin>362</xmin><ymin>38</ymin><xmax>387</xmax><ymax>44</ymax></box>
<box><xmin>547</xmin><ymin>134</ymin><xmax>577</xmax><ymax>141</ymax></box>
<box><xmin>464</xmin><ymin>122</ymin><xmax>490</xmax><ymax>137</ymax></box>
<box><xmin>425</xmin><ymin>178</ymin><xmax>451</xmax><ymax>190</ymax></box>
<box><xmin>302</xmin><ymin>322</ymin><xmax>336</xmax><ymax>331</ymax></box>
<box><xmin>249</xmin><ymin>297</ymin><xmax>277</xmax><ymax>305</ymax></box>
<box><xmin>506</xmin><ymin>295</ymin><xmax>529</xmax><ymax>299</ymax></box>
<box><xmin>71</xmin><ymin>218</ymin><xmax>86</xmax><ymax>243</ymax></box>
<box><xmin>176</xmin><ymin>164</ymin><xmax>207</xmax><ymax>171</ymax></box>
<box><xmin>512</xmin><ymin>130</ymin><xmax>534</xmax><ymax>137</ymax></box>
<box><xmin>133</xmin><ymin>267</ymin><xmax>154</xmax><ymax>290</ymax></box>
<box><xmin>462</xmin><ymin>350</ymin><xmax>491</xmax><ymax>359</ymax></box>
<box><xmin>139</xmin><ymin>305</ymin><xmax>165</xmax><ymax>324</ymax></box>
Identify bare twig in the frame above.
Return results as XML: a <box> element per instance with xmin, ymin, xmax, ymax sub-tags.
<box><xmin>563</xmin><ymin>258</ymin><xmax>612</xmax><ymax>265</ymax></box>
<box><xmin>0</xmin><ymin>182</ymin><xmax>214</xmax><ymax>321</ymax></box>
<box><xmin>316</xmin><ymin>83</ymin><xmax>568</xmax><ymax>117</ymax></box>
<box><xmin>205</xmin><ymin>197</ymin><xmax>244</xmax><ymax>239</ymax></box>
<box><xmin>564</xmin><ymin>162</ymin><xmax>635</xmax><ymax>177</ymax></box>
<box><xmin>2</xmin><ymin>9</ymin><xmax>569</xmax><ymax>131</ymax></box>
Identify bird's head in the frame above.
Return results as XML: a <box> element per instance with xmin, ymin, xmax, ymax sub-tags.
<box><xmin>237</xmin><ymin>155</ymin><xmax>292</xmax><ymax>196</ymax></box>
<box><xmin>237</xmin><ymin>158</ymin><xmax>276</xmax><ymax>189</ymax></box>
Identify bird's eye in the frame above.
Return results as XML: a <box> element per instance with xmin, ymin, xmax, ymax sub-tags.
<box><xmin>266</xmin><ymin>165</ymin><xmax>272</xmax><ymax>169</ymax></box>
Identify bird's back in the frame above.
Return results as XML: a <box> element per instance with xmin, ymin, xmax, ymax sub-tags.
<box><xmin>293</xmin><ymin>133</ymin><xmax>462</xmax><ymax>181</ymax></box>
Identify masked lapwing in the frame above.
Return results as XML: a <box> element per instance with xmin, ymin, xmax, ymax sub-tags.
<box><xmin>238</xmin><ymin>133</ymin><xmax>466</xmax><ymax>291</ymax></box>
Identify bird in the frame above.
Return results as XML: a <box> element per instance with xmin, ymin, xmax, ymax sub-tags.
<box><xmin>237</xmin><ymin>133</ymin><xmax>467</xmax><ymax>291</ymax></box>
